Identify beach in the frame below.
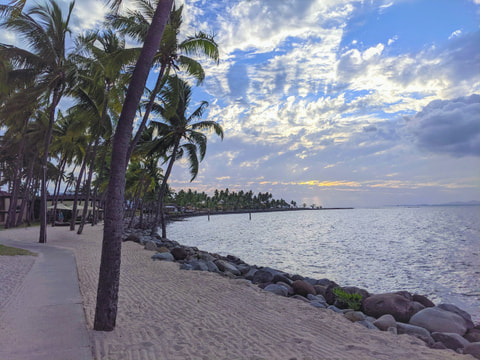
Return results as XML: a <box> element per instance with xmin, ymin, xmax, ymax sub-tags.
<box><xmin>0</xmin><ymin>225</ymin><xmax>472</xmax><ymax>359</ymax></box>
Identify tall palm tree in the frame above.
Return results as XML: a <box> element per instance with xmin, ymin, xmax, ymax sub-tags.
<box><xmin>145</xmin><ymin>75</ymin><xmax>223</xmax><ymax>238</ymax></box>
<box><xmin>109</xmin><ymin>1</ymin><xmax>219</xmax><ymax>162</ymax></box>
<box><xmin>94</xmin><ymin>0</ymin><xmax>174</xmax><ymax>331</ymax></box>
<box><xmin>0</xmin><ymin>0</ymin><xmax>76</xmax><ymax>243</ymax></box>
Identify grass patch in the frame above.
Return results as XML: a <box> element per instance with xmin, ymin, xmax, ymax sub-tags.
<box><xmin>0</xmin><ymin>244</ymin><xmax>37</xmax><ymax>256</ymax></box>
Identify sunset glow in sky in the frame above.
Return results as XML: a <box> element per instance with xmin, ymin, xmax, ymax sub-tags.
<box><xmin>2</xmin><ymin>0</ymin><xmax>479</xmax><ymax>207</ymax></box>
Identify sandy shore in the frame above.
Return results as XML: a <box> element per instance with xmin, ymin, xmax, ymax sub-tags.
<box><xmin>0</xmin><ymin>225</ymin><xmax>471</xmax><ymax>359</ymax></box>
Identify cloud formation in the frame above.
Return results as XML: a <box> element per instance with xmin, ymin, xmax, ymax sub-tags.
<box><xmin>407</xmin><ymin>94</ymin><xmax>480</xmax><ymax>157</ymax></box>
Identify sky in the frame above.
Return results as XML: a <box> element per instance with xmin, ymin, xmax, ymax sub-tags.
<box><xmin>1</xmin><ymin>0</ymin><xmax>479</xmax><ymax>208</ymax></box>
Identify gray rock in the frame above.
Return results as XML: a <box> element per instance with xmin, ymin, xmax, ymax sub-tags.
<box><xmin>291</xmin><ymin>295</ymin><xmax>310</xmax><ymax>303</ymax></box>
<box><xmin>144</xmin><ymin>240</ymin><xmax>158</xmax><ymax>251</ymax></box>
<box><xmin>236</xmin><ymin>263</ymin><xmax>251</xmax><ymax>274</ymax></box>
<box><xmin>310</xmin><ymin>302</ymin><xmax>327</xmax><ymax>309</ymax></box>
<box><xmin>358</xmin><ymin>320</ymin><xmax>379</xmax><ymax>330</ymax></box>
<box><xmin>272</xmin><ymin>274</ymin><xmax>293</xmax><ymax>285</ymax></box>
<box><xmin>412</xmin><ymin>294</ymin><xmax>435</xmax><ymax>308</ymax></box>
<box><xmin>206</xmin><ymin>261</ymin><xmax>220</xmax><ymax>273</ymax></box>
<box><xmin>437</xmin><ymin>303</ymin><xmax>474</xmax><ymax>330</ymax></box>
<box><xmin>245</xmin><ymin>268</ymin><xmax>259</xmax><ymax>281</ymax></box>
<box><xmin>189</xmin><ymin>259</ymin><xmax>209</xmax><ymax>271</ymax></box>
<box><xmin>252</xmin><ymin>269</ymin><xmax>273</xmax><ymax>284</ymax></box>
<box><xmin>409</xmin><ymin>307</ymin><xmax>469</xmax><ymax>335</ymax></box>
<box><xmin>276</xmin><ymin>282</ymin><xmax>294</xmax><ymax>296</ymax></box>
<box><xmin>410</xmin><ymin>301</ymin><xmax>426</xmax><ymax>316</ymax></box>
<box><xmin>123</xmin><ymin>233</ymin><xmax>140</xmax><ymax>243</ymax></box>
<box><xmin>431</xmin><ymin>332</ymin><xmax>470</xmax><ymax>351</ymax></box>
<box><xmin>373</xmin><ymin>314</ymin><xmax>397</xmax><ymax>331</ymax></box>
<box><xmin>179</xmin><ymin>263</ymin><xmax>193</xmax><ymax>270</ymax></box>
<box><xmin>328</xmin><ymin>305</ymin><xmax>344</xmax><ymax>313</ymax></box>
<box><xmin>362</xmin><ymin>293</ymin><xmax>417</xmax><ymax>322</ymax></box>
<box><xmin>397</xmin><ymin>323</ymin><xmax>435</xmax><ymax>346</ymax></box>
<box><xmin>344</xmin><ymin>311</ymin><xmax>366</xmax><ymax>322</ymax></box>
<box><xmin>463</xmin><ymin>342</ymin><xmax>480</xmax><ymax>359</ymax></box>
<box><xmin>387</xmin><ymin>326</ymin><xmax>398</xmax><ymax>335</ymax></box>
<box><xmin>307</xmin><ymin>294</ymin><xmax>326</xmax><ymax>302</ymax></box>
<box><xmin>465</xmin><ymin>328</ymin><xmax>480</xmax><ymax>343</ymax></box>
<box><xmin>214</xmin><ymin>260</ymin><xmax>241</xmax><ymax>276</ymax></box>
<box><xmin>152</xmin><ymin>252</ymin><xmax>174</xmax><ymax>261</ymax></box>
<box><xmin>264</xmin><ymin>284</ymin><xmax>289</xmax><ymax>297</ymax></box>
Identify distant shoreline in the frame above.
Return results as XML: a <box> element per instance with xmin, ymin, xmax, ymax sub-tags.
<box><xmin>167</xmin><ymin>206</ymin><xmax>354</xmax><ymax>221</ymax></box>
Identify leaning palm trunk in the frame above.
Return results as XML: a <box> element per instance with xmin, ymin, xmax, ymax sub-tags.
<box><xmin>70</xmin><ymin>142</ymin><xmax>91</xmax><ymax>231</ymax></box>
<box><xmin>78</xmin><ymin>138</ymin><xmax>100</xmax><ymax>234</ymax></box>
<box><xmin>94</xmin><ymin>0</ymin><xmax>173</xmax><ymax>332</ymax></box>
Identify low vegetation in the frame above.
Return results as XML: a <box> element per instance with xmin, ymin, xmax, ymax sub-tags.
<box><xmin>332</xmin><ymin>287</ymin><xmax>363</xmax><ymax>310</ymax></box>
<box><xmin>0</xmin><ymin>244</ymin><xmax>36</xmax><ymax>256</ymax></box>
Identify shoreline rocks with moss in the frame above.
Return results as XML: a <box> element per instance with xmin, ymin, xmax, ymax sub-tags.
<box><xmin>123</xmin><ymin>228</ymin><xmax>480</xmax><ymax>358</ymax></box>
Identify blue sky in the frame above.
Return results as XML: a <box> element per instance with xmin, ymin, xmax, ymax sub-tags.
<box><xmin>1</xmin><ymin>0</ymin><xmax>479</xmax><ymax>207</ymax></box>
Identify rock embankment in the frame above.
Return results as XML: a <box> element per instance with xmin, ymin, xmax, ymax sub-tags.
<box><xmin>124</xmin><ymin>229</ymin><xmax>480</xmax><ymax>359</ymax></box>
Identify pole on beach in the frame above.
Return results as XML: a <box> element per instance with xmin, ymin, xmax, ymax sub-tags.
<box><xmin>208</xmin><ymin>209</ymin><xmax>210</xmax><ymax>221</ymax></box>
<box><xmin>249</xmin><ymin>212</ymin><xmax>251</xmax><ymax>220</ymax></box>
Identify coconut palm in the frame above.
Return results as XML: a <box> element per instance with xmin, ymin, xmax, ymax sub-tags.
<box><xmin>145</xmin><ymin>75</ymin><xmax>223</xmax><ymax>238</ymax></box>
<box><xmin>0</xmin><ymin>0</ymin><xmax>76</xmax><ymax>243</ymax></box>
<box><xmin>94</xmin><ymin>0</ymin><xmax>174</xmax><ymax>331</ymax></box>
<box><xmin>109</xmin><ymin>1</ymin><xmax>219</xmax><ymax>162</ymax></box>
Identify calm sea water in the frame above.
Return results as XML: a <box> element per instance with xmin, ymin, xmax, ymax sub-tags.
<box><xmin>166</xmin><ymin>206</ymin><xmax>480</xmax><ymax>322</ymax></box>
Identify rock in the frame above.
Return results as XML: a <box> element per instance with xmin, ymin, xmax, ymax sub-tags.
<box><xmin>291</xmin><ymin>274</ymin><xmax>304</xmax><ymax>281</ymax></box>
<box><xmin>362</xmin><ymin>293</ymin><xmax>417</xmax><ymax>323</ymax></box>
<box><xmin>317</xmin><ymin>278</ymin><xmax>338</xmax><ymax>287</ymax></box>
<box><xmin>206</xmin><ymin>261</ymin><xmax>220</xmax><ymax>273</ymax></box>
<box><xmin>388</xmin><ymin>326</ymin><xmax>398</xmax><ymax>335</ymax></box>
<box><xmin>342</xmin><ymin>286</ymin><xmax>370</xmax><ymax>300</ymax></box>
<box><xmin>412</xmin><ymin>294</ymin><xmax>435</xmax><ymax>308</ymax></box>
<box><xmin>373</xmin><ymin>314</ymin><xmax>397</xmax><ymax>331</ymax></box>
<box><xmin>292</xmin><ymin>280</ymin><xmax>316</xmax><ymax>297</ymax></box>
<box><xmin>291</xmin><ymin>295</ymin><xmax>310</xmax><ymax>303</ymax></box>
<box><xmin>252</xmin><ymin>269</ymin><xmax>274</xmax><ymax>284</ymax></box>
<box><xmin>395</xmin><ymin>290</ymin><xmax>413</xmax><ymax>301</ymax></box>
<box><xmin>410</xmin><ymin>301</ymin><xmax>426</xmax><ymax>316</ymax></box>
<box><xmin>179</xmin><ymin>263</ymin><xmax>192</xmax><ymax>270</ymax></box>
<box><xmin>189</xmin><ymin>259</ymin><xmax>209</xmax><ymax>271</ymax></box>
<box><xmin>314</xmin><ymin>285</ymin><xmax>327</xmax><ymax>298</ymax></box>
<box><xmin>310</xmin><ymin>302</ymin><xmax>327</xmax><ymax>309</ymax></box>
<box><xmin>397</xmin><ymin>323</ymin><xmax>435</xmax><ymax>346</ymax></box>
<box><xmin>123</xmin><ymin>233</ymin><xmax>140</xmax><ymax>243</ymax></box>
<box><xmin>465</xmin><ymin>329</ymin><xmax>480</xmax><ymax>343</ymax></box>
<box><xmin>358</xmin><ymin>320</ymin><xmax>379</xmax><ymax>330</ymax></box>
<box><xmin>409</xmin><ymin>307</ymin><xmax>469</xmax><ymax>335</ymax></box>
<box><xmin>214</xmin><ymin>260</ymin><xmax>241</xmax><ymax>276</ymax></box>
<box><xmin>431</xmin><ymin>332</ymin><xmax>470</xmax><ymax>351</ymax></box>
<box><xmin>328</xmin><ymin>305</ymin><xmax>343</xmax><ymax>313</ymax></box>
<box><xmin>463</xmin><ymin>342</ymin><xmax>480</xmax><ymax>359</ymax></box>
<box><xmin>264</xmin><ymin>284</ymin><xmax>289</xmax><ymax>297</ymax></box>
<box><xmin>144</xmin><ymin>240</ymin><xmax>158</xmax><ymax>251</ymax></box>
<box><xmin>157</xmin><ymin>246</ymin><xmax>169</xmax><ymax>253</ymax></box>
<box><xmin>236</xmin><ymin>263</ymin><xmax>251</xmax><ymax>274</ymax></box>
<box><xmin>272</xmin><ymin>274</ymin><xmax>292</xmax><ymax>285</ymax></box>
<box><xmin>171</xmin><ymin>247</ymin><xmax>187</xmax><ymax>260</ymax></box>
<box><xmin>431</xmin><ymin>342</ymin><xmax>447</xmax><ymax>350</ymax></box>
<box><xmin>307</xmin><ymin>294</ymin><xmax>326</xmax><ymax>303</ymax></box>
<box><xmin>152</xmin><ymin>252</ymin><xmax>174</xmax><ymax>261</ymax></box>
<box><xmin>324</xmin><ymin>284</ymin><xmax>337</xmax><ymax>305</ymax></box>
<box><xmin>344</xmin><ymin>311</ymin><xmax>366</xmax><ymax>322</ymax></box>
<box><xmin>437</xmin><ymin>303</ymin><xmax>474</xmax><ymax>330</ymax></box>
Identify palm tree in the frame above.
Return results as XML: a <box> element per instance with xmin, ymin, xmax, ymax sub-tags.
<box><xmin>94</xmin><ymin>0</ymin><xmax>174</xmax><ymax>331</ymax></box>
<box><xmin>108</xmin><ymin>1</ymin><xmax>219</xmax><ymax>162</ymax></box>
<box><xmin>145</xmin><ymin>75</ymin><xmax>223</xmax><ymax>238</ymax></box>
<box><xmin>0</xmin><ymin>0</ymin><xmax>76</xmax><ymax>243</ymax></box>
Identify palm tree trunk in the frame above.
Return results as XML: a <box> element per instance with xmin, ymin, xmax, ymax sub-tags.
<box><xmin>151</xmin><ymin>142</ymin><xmax>178</xmax><ymax>238</ymax></box>
<box><xmin>78</xmin><ymin>138</ymin><xmax>100</xmax><ymax>234</ymax></box>
<box><xmin>70</xmin><ymin>142</ymin><xmax>92</xmax><ymax>231</ymax></box>
<box><xmin>39</xmin><ymin>87</ymin><xmax>61</xmax><ymax>243</ymax></box>
<box><xmin>15</xmin><ymin>158</ymin><xmax>35</xmax><ymax>227</ymax></box>
<box><xmin>126</xmin><ymin>62</ymin><xmax>167</xmax><ymax>163</ymax></box>
<box><xmin>94</xmin><ymin>0</ymin><xmax>173</xmax><ymax>332</ymax></box>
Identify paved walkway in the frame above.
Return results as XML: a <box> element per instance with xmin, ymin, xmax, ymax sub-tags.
<box><xmin>0</xmin><ymin>237</ymin><xmax>93</xmax><ymax>360</ymax></box>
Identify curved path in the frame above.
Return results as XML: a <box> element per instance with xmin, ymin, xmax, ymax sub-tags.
<box><xmin>0</xmin><ymin>235</ymin><xmax>93</xmax><ymax>360</ymax></box>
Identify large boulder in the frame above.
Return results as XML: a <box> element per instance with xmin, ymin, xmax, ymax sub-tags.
<box><xmin>252</xmin><ymin>269</ymin><xmax>274</xmax><ymax>284</ymax></box>
<box><xmin>409</xmin><ymin>307</ymin><xmax>469</xmax><ymax>335</ymax></box>
<box><xmin>292</xmin><ymin>280</ymin><xmax>316</xmax><ymax>297</ymax></box>
<box><xmin>437</xmin><ymin>303</ymin><xmax>474</xmax><ymax>330</ymax></box>
<box><xmin>123</xmin><ymin>233</ymin><xmax>140</xmax><ymax>243</ymax></box>
<box><xmin>144</xmin><ymin>240</ymin><xmax>158</xmax><ymax>251</ymax></box>
<box><xmin>362</xmin><ymin>293</ymin><xmax>417</xmax><ymax>322</ymax></box>
<box><xmin>431</xmin><ymin>332</ymin><xmax>470</xmax><ymax>351</ymax></box>
<box><xmin>465</xmin><ymin>328</ymin><xmax>480</xmax><ymax>343</ymax></box>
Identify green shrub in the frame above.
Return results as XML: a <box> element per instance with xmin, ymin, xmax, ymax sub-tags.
<box><xmin>332</xmin><ymin>287</ymin><xmax>363</xmax><ymax>310</ymax></box>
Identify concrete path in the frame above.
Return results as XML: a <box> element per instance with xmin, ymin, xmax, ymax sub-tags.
<box><xmin>0</xmin><ymin>237</ymin><xmax>93</xmax><ymax>360</ymax></box>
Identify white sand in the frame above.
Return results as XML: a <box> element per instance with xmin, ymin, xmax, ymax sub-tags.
<box><xmin>0</xmin><ymin>225</ymin><xmax>471</xmax><ymax>359</ymax></box>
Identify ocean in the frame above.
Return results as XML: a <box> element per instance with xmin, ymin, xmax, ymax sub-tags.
<box><xmin>166</xmin><ymin>206</ymin><xmax>480</xmax><ymax>322</ymax></box>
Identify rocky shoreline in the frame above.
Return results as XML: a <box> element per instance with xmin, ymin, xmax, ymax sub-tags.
<box><xmin>123</xmin><ymin>228</ymin><xmax>480</xmax><ymax>358</ymax></box>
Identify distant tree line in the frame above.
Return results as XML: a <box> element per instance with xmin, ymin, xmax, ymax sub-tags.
<box><xmin>169</xmin><ymin>188</ymin><xmax>297</xmax><ymax>211</ymax></box>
